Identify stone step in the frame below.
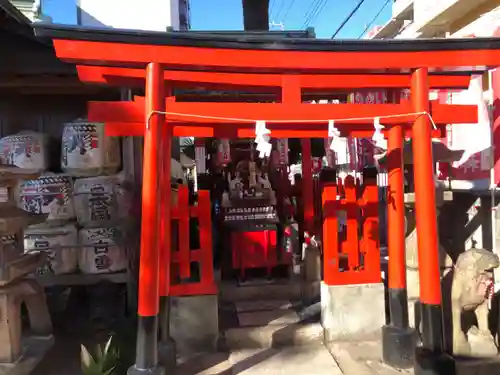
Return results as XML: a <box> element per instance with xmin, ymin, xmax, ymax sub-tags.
<box><xmin>219</xmin><ymin>280</ymin><xmax>320</xmax><ymax>302</ymax></box>
<box><xmin>235</xmin><ymin>299</ymin><xmax>294</xmax><ymax>313</ymax></box>
<box><xmin>223</xmin><ymin>321</ymin><xmax>324</xmax><ymax>349</ymax></box>
<box><xmin>238</xmin><ymin>307</ymin><xmax>300</xmax><ymax>327</ymax></box>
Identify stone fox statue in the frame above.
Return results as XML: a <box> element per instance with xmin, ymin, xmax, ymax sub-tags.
<box><xmin>451</xmin><ymin>248</ymin><xmax>499</xmax><ymax>357</ymax></box>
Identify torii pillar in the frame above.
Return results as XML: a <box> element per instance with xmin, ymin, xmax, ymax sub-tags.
<box><xmin>129</xmin><ymin>62</ymin><xmax>165</xmax><ymax>375</ymax></box>
<box><xmin>381</xmin><ymin>109</ymin><xmax>416</xmax><ymax>368</ymax></box>
<box><xmin>411</xmin><ymin>68</ymin><xmax>449</xmax><ymax>373</ymax></box>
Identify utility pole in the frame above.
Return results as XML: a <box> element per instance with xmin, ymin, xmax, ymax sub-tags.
<box><xmin>242</xmin><ymin>0</ymin><xmax>269</xmax><ymax>31</ymax></box>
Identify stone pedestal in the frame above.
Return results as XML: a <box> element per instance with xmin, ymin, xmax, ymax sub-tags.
<box><xmin>0</xmin><ymin>279</ymin><xmax>52</xmax><ymax>363</ymax></box>
<box><xmin>170</xmin><ymin>295</ymin><xmax>219</xmax><ymax>355</ymax></box>
<box><xmin>321</xmin><ymin>282</ymin><xmax>385</xmax><ymax>341</ymax></box>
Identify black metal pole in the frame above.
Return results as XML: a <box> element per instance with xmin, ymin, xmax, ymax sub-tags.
<box><xmin>128</xmin><ymin>316</ymin><xmax>163</xmax><ymax>374</ymax></box>
<box><xmin>242</xmin><ymin>0</ymin><xmax>269</xmax><ymax>31</ymax></box>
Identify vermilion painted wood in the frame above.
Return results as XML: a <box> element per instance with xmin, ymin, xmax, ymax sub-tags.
<box><xmin>411</xmin><ymin>68</ymin><xmax>442</xmax><ymax>306</ymax></box>
<box><xmin>76</xmin><ymin>65</ymin><xmax>472</xmax><ymax>90</ymax></box>
<box><xmin>159</xmin><ymin>124</ymin><xmax>172</xmax><ymax>297</ymax></box>
<box><xmin>169</xmin><ymin>188</ymin><xmax>216</xmax><ymax>297</ymax></box>
<box><xmin>177</xmin><ymin>186</ymin><xmax>191</xmax><ymax>280</ymax></box>
<box><xmin>387</xmin><ymin>125</ymin><xmax>406</xmax><ymax>290</ymax></box>
<box><xmin>103</xmin><ymin>121</ymin><xmax>446</xmax><ymax>138</ymax></box>
<box><xmin>344</xmin><ymin>176</ymin><xmax>359</xmax><ymax>270</ymax></box>
<box><xmin>170</xmin><ymin>282</ymin><xmax>217</xmax><ymax>296</ymax></box>
<box><xmin>197</xmin><ymin>190</ymin><xmax>215</xmax><ymax>294</ymax></box>
<box><xmin>88</xmin><ymin>100</ymin><xmax>478</xmax><ymax>125</ymax></box>
<box><xmin>280</xmin><ymin>75</ymin><xmax>315</xmax><ymax>237</ymax></box>
<box><xmin>322</xmin><ymin>176</ymin><xmax>381</xmax><ymax>286</ymax></box>
<box><xmin>301</xmin><ymin>139</ymin><xmax>314</xmax><ymax>234</ymax></box>
<box><xmin>53</xmin><ymin>39</ymin><xmax>500</xmax><ymax>71</ymax></box>
<box><xmin>322</xmin><ymin>185</ymin><xmax>339</xmax><ymax>286</ymax></box>
<box><xmin>171</xmin><ymin>205</ymin><xmax>199</xmax><ymax>219</ymax></box>
<box><xmin>360</xmin><ymin>177</ymin><xmax>381</xmax><ymax>283</ymax></box>
<box><xmin>137</xmin><ymin>63</ymin><xmax>164</xmax><ymax>317</ymax></box>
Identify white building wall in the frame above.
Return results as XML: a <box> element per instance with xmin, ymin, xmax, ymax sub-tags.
<box><xmin>77</xmin><ymin>0</ymin><xmax>180</xmax><ymax>31</ymax></box>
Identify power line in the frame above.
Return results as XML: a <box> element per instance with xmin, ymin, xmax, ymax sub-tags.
<box><xmin>282</xmin><ymin>0</ymin><xmax>297</xmax><ymax>23</ymax></box>
<box><xmin>331</xmin><ymin>0</ymin><xmax>368</xmax><ymax>39</ymax></box>
<box><xmin>307</xmin><ymin>0</ymin><xmax>331</xmax><ymax>27</ymax></box>
<box><xmin>270</xmin><ymin>0</ymin><xmax>276</xmax><ymax>15</ymax></box>
<box><xmin>301</xmin><ymin>0</ymin><xmax>322</xmax><ymax>28</ymax></box>
<box><xmin>304</xmin><ymin>0</ymin><xmax>326</xmax><ymax>27</ymax></box>
<box><xmin>274</xmin><ymin>0</ymin><xmax>287</xmax><ymax>21</ymax></box>
<box><xmin>358</xmin><ymin>0</ymin><xmax>391</xmax><ymax>39</ymax></box>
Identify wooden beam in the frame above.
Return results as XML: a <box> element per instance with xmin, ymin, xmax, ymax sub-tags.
<box><xmin>0</xmin><ymin>75</ymin><xmax>85</xmax><ymax>88</ymax></box>
<box><xmin>88</xmin><ymin>99</ymin><xmax>477</xmax><ymax>125</ymax></box>
<box><xmin>52</xmin><ymin>39</ymin><xmax>500</xmax><ymax>71</ymax></box>
<box><xmin>104</xmin><ymin>122</ymin><xmax>445</xmax><ymax>138</ymax></box>
<box><xmin>76</xmin><ymin>66</ymin><xmax>472</xmax><ymax>90</ymax></box>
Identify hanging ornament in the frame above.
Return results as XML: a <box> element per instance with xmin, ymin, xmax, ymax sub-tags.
<box><xmin>328</xmin><ymin>120</ymin><xmax>343</xmax><ymax>152</ymax></box>
<box><xmin>254</xmin><ymin>120</ymin><xmax>272</xmax><ymax>158</ymax></box>
<box><xmin>195</xmin><ymin>139</ymin><xmax>206</xmax><ymax>174</ymax></box>
<box><xmin>372</xmin><ymin>117</ymin><xmax>387</xmax><ymax>149</ymax></box>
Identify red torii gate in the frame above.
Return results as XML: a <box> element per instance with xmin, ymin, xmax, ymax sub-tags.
<box><xmin>34</xmin><ymin>23</ymin><xmax>500</xmax><ymax>375</ymax></box>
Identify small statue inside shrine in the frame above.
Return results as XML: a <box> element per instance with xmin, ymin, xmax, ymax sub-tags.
<box><xmin>258</xmin><ymin>173</ymin><xmax>272</xmax><ymax>190</ymax></box>
<box><xmin>229</xmin><ymin>172</ymin><xmax>243</xmax><ymax>193</ymax></box>
<box><xmin>451</xmin><ymin>248</ymin><xmax>499</xmax><ymax>357</ymax></box>
<box><xmin>248</xmin><ymin>160</ymin><xmax>257</xmax><ymax>188</ymax></box>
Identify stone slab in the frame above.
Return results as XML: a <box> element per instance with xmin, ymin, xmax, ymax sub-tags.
<box><xmin>237</xmin><ymin>310</ymin><xmax>300</xmax><ymax>327</ymax></box>
<box><xmin>321</xmin><ymin>282</ymin><xmax>385</xmax><ymax>342</ymax></box>
<box><xmin>235</xmin><ymin>300</ymin><xmax>293</xmax><ymax>313</ymax></box>
<box><xmin>224</xmin><ymin>322</ymin><xmax>323</xmax><ymax>349</ymax></box>
<box><xmin>455</xmin><ymin>356</ymin><xmax>500</xmax><ymax>375</ymax></box>
<box><xmin>220</xmin><ymin>281</ymin><xmax>303</xmax><ymax>302</ymax></box>
<box><xmin>229</xmin><ymin>346</ymin><xmax>343</xmax><ymax>375</ymax></box>
<box><xmin>171</xmin><ymin>294</ymin><xmax>219</xmax><ymax>355</ymax></box>
<box><xmin>175</xmin><ymin>346</ymin><xmax>344</xmax><ymax>375</ymax></box>
<box><xmin>176</xmin><ymin>352</ymin><xmax>232</xmax><ymax>375</ymax></box>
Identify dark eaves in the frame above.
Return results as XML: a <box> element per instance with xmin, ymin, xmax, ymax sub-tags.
<box><xmin>0</xmin><ymin>0</ymin><xmax>50</xmax><ymax>44</ymax></box>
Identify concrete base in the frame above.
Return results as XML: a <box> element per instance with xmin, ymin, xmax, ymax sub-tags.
<box><xmin>321</xmin><ymin>282</ymin><xmax>385</xmax><ymax>342</ymax></box>
<box><xmin>414</xmin><ymin>347</ymin><xmax>454</xmax><ymax>375</ymax></box>
<box><xmin>170</xmin><ymin>294</ymin><xmax>219</xmax><ymax>355</ymax></box>
<box><xmin>382</xmin><ymin>325</ymin><xmax>417</xmax><ymax>369</ymax></box>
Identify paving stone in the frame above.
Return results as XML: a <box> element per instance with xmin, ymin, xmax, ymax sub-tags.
<box><xmin>224</xmin><ymin>322</ymin><xmax>324</xmax><ymax>349</ymax></box>
<box><xmin>235</xmin><ymin>299</ymin><xmax>293</xmax><ymax>313</ymax></box>
<box><xmin>229</xmin><ymin>347</ymin><xmax>344</xmax><ymax>375</ymax></box>
<box><xmin>237</xmin><ymin>309</ymin><xmax>300</xmax><ymax>327</ymax></box>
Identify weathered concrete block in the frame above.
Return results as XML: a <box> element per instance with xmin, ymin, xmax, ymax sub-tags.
<box><xmin>321</xmin><ymin>282</ymin><xmax>385</xmax><ymax>342</ymax></box>
<box><xmin>170</xmin><ymin>295</ymin><xmax>219</xmax><ymax>355</ymax></box>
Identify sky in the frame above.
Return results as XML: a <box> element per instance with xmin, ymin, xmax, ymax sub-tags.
<box><xmin>41</xmin><ymin>0</ymin><xmax>392</xmax><ymax>39</ymax></box>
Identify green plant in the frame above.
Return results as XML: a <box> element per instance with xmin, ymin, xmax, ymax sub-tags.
<box><xmin>81</xmin><ymin>336</ymin><xmax>119</xmax><ymax>375</ymax></box>
<box><xmin>109</xmin><ymin>316</ymin><xmax>137</xmax><ymax>374</ymax></box>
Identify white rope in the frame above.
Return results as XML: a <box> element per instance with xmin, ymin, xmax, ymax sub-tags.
<box><xmin>147</xmin><ymin>110</ymin><xmax>439</xmax><ymax>129</ymax></box>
